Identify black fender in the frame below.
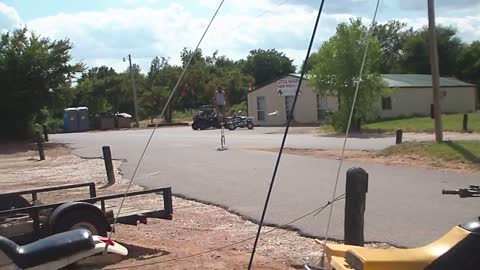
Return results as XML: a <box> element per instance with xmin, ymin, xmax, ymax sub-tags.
<box><xmin>46</xmin><ymin>202</ymin><xmax>111</xmax><ymax>235</ymax></box>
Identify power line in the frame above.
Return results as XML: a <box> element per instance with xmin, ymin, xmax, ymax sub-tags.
<box><xmin>105</xmin><ymin>194</ymin><xmax>345</xmax><ymax>270</ymax></box>
<box><xmin>319</xmin><ymin>0</ymin><xmax>382</xmax><ymax>267</ymax></box>
<box><xmin>104</xmin><ymin>0</ymin><xmax>226</xmax><ymax>251</ymax></box>
<box><xmin>247</xmin><ymin>0</ymin><xmax>327</xmax><ymax>268</ymax></box>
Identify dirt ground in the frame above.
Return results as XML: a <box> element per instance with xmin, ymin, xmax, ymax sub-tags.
<box><xmin>251</xmin><ymin>147</ymin><xmax>480</xmax><ymax>175</ymax></box>
<box><xmin>0</xmin><ymin>142</ymin><xmax>393</xmax><ymax>269</ymax></box>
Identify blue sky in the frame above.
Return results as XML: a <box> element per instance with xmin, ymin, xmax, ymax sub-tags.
<box><xmin>1</xmin><ymin>0</ymin><xmax>479</xmax><ymax>73</ymax></box>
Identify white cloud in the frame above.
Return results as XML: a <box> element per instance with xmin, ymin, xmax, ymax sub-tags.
<box><xmin>0</xmin><ymin>2</ymin><xmax>21</xmax><ymax>31</ymax></box>
<box><xmin>11</xmin><ymin>0</ymin><xmax>479</xmax><ymax>74</ymax></box>
<box><xmin>399</xmin><ymin>15</ymin><xmax>480</xmax><ymax>43</ymax></box>
<box><xmin>24</xmin><ymin>1</ymin><xmax>343</xmax><ymax>72</ymax></box>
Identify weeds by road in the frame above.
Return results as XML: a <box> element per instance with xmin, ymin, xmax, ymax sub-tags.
<box><xmin>382</xmin><ymin>140</ymin><xmax>480</xmax><ymax>165</ymax></box>
<box><xmin>363</xmin><ymin>112</ymin><xmax>480</xmax><ymax>133</ymax></box>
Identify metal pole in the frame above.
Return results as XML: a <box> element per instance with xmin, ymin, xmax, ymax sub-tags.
<box><xmin>128</xmin><ymin>54</ymin><xmax>140</xmax><ymax>128</ymax></box>
<box><xmin>428</xmin><ymin>0</ymin><xmax>443</xmax><ymax>142</ymax></box>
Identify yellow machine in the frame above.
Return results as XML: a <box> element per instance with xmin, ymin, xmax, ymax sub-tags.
<box><xmin>316</xmin><ymin>186</ymin><xmax>480</xmax><ymax>270</ymax></box>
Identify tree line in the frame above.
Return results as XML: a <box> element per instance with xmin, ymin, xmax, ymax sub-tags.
<box><xmin>1</xmin><ymin>19</ymin><xmax>479</xmax><ymax>138</ymax></box>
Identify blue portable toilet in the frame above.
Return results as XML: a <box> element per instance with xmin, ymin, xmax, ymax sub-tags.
<box><xmin>63</xmin><ymin>108</ymin><xmax>78</xmax><ymax>132</ymax></box>
<box><xmin>77</xmin><ymin>107</ymin><xmax>90</xmax><ymax>131</ymax></box>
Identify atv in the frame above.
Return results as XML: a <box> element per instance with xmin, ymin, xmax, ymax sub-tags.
<box><xmin>225</xmin><ymin>111</ymin><xmax>254</xmax><ymax>131</ymax></box>
<box><xmin>191</xmin><ymin>105</ymin><xmax>221</xmax><ymax>130</ymax></box>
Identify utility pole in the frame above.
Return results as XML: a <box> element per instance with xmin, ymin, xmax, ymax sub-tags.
<box><xmin>127</xmin><ymin>54</ymin><xmax>140</xmax><ymax>128</ymax></box>
<box><xmin>428</xmin><ymin>0</ymin><xmax>443</xmax><ymax>142</ymax></box>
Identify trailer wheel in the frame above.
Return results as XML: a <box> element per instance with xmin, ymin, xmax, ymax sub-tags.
<box><xmin>53</xmin><ymin>209</ymin><xmax>108</xmax><ymax>236</ymax></box>
<box><xmin>0</xmin><ymin>194</ymin><xmax>30</xmax><ymax>211</ymax></box>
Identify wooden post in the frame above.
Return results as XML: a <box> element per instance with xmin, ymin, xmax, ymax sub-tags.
<box><xmin>102</xmin><ymin>146</ymin><xmax>116</xmax><ymax>185</ymax></box>
<box><xmin>345</xmin><ymin>167</ymin><xmax>368</xmax><ymax>246</ymax></box>
<box><xmin>428</xmin><ymin>0</ymin><xmax>443</xmax><ymax>142</ymax></box>
<box><xmin>42</xmin><ymin>124</ymin><xmax>49</xmax><ymax>142</ymax></box>
<box><xmin>396</xmin><ymin>129</ymin><xmax>403</xmax><ymax>144</ymax></box>
<box><xmin>430</xmin><ymin>104</ymin><xmax>434</xmax><ymax>119</ymax></box>
<box><xmin>463</xmin><ymin>114</ymin><xmax>468</xmax><ymax>132</ymax></box>
<box><xmin>36</xmin><ymin>139</ymin><xmax>45</xmax><ymax>161</ymax></box>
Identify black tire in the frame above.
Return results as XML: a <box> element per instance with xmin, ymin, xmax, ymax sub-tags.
<box><xmin>192</xmin><ymin>122</ymin><xmax>198</xmax><ymax>130</ymax></box>
<box><xmin>53</xmin><ymin>209</ymin><xmax>108</xmax><ymax>236</ymax></box>
<box><xmin>0</xmin><ymin>194</ymin><xmax>30</xmax><ymax>211</ymax></box>
<box><xmin>228</xmin><ymin>123</ymin><xmax>236</xmax><ymax>130</ymax></box>
<box><xmin>247</xmin><ymin>122</ymin><xmax>254</xmax><ymax>129</ymax></box>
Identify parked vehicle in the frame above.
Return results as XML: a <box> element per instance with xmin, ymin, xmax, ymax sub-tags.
<box><xmin>191</xmin><ymin>105</ymin><xmax>221</xmax><ymax>130</ymax></box>
<box><xmin>0</xmin><ymin>229</ymin><xmax>127</xmax><ymax>270</ymax></box>
<box><xmin>226</xmin><ymin>111</ymin><xmax>254</xmax><ymax>130</ymax></box>
<box><xmin>0</xmin><ymin>182</ymin><xmax>173</xmax><ymax>245</ymax></box>
<box><xmin>317</xmin><ymin>185</ymin><xmax>480</xmax><ymax>270</ymax></box>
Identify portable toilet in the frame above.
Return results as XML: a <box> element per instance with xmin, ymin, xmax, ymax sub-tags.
<box><xmin>63</xmin><ymin>108</ymin><xmax>78</xmax><ymax>132</ymax></box>
<box><xmin>77</xmin><ymin>107</ymin><xmax>90</xmax><ymax>131</ymax></box>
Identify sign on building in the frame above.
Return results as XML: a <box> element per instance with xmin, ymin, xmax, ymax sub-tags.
<box><xmin>277</xmin><ymin>78</ymin><xmax>301</xmax><ymax>96</ymax></box>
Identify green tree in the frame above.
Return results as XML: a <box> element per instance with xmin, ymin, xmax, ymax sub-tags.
<box><xmin>371</xmin><ymin>20</ymin><xmax>413</xmax><ymax>73</ymax></box>
<box><xmin>457</xmin><ymin>41</ymin><xmax>480</xmax><ymax>87</ymax></box>
<box><xmin>242</xmin><ymin>48</ymin><xmax>295</xmax><ymax>86</ymax></box>
<box><xmin>140</xmin><ymin>57</ymin><xmax>181</xmax><ymax>123</ymax></box>
<box><xmin>308</xmin><ymin>18</ymin><xmax>388</xmax><ymax>131</ymax></box>
<box><xmin>400</xmin><ymin>25</ymin><xmax>463</xmax><ymax>76</ymax></box>
<box><xmin>0</xmin><ymin>28</ymin><xmax>83</xmax><ymax>139</ymax></box>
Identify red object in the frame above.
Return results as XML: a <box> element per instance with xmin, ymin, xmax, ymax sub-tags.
<box><xmin>181</xmin><ymin>90</ymin><xmax>187</xmax><ymax>97</ymax></box>
<box><xmin>99</xmin><ymin>237</ymin><xmax>115</xmax><ymax>246</ymax></box>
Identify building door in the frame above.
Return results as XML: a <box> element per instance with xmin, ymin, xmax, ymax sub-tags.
<box><xmin>285</xmin><ymin>96</ymin><xmax>294</xmax><ymax>121</ymax></box>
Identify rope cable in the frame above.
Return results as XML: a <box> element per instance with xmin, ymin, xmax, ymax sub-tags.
<box><xmin>320</xmin><ymin>0</ymin><xmax>382</xmax><ymax>266</ymax></box>
<box><xmin>104</xmin><ymin>0</ymin><xmax>226</xmax><ymax>251</ymax></box>
<box><xmin>246</xmin><ymin>0</ymin><xmax>327</xmax><ymax>268</ymax></box>
<box><xmin>105</xmin><ymin>194</ymin><xmax>345</xmax><ymax>269</ymax></box>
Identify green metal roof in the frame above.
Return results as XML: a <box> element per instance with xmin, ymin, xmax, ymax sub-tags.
<box><xmin>382</xmin><ymin>74</ymin><xmax>474</xmax><ymax>88</ymax></box>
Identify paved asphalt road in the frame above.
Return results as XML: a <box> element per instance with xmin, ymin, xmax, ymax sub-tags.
<box><xmin>52</xmin><ymin>127</ymin><xmax>480</xmax><ymax>247</ymax></box>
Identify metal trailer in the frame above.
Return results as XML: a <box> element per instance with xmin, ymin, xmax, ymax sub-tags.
<box><xmin>0</xmin><ymin>183</ymin><xmax>173</xmax><ymax>244</ymax></box>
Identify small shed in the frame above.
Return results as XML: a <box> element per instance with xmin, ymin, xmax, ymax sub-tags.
<box><xmin>247</xmin><ymin>74</ymin><xmax>337</xmax><ymax>126</ymax></box>
<box><xmin>378</xmin><ymin>74</ymin><xmax>477</xmax><ymax>119</ymax></box>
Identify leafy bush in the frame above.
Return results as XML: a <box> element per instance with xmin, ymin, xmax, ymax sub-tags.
<box><xmin>228</xmin><ymin>101</ymin><xmax>247</xmax><ymax>116</ymax></box>
<box><xmin>46</xmin><ymin>118</ymin><xmax>64</xmax><ymax>133</ymax></box>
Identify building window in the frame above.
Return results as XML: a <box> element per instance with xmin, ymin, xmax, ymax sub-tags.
<box><xmin>382</xmin><ymin>96</ymin><xmax>392</xmax><ymax>110</ymax></box>
<box><xmin>317</xmin><ymin>95</ymin><xmax>327</xmax><ymax>120</ymax></box>
<box><xmin>285</xmin><ymin>96</ymin><xmax>294</xmax><ymax>121</ymax></box>
<box><xmin>257</xmin><ymin>96</ymin><xmax>266</xmax><ymax>121</ymax></box>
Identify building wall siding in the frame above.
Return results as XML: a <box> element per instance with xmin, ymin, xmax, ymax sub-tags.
<box><xmin>378</xmin><ymin>87</ymin><xmax>477</xmax><ymax>119</ymax></box>
<box><xmin>247</xmin><ymin>76</ymin><xmax>338</xmax><ymax>125</ymax></box>
<box><xmin>248</xmin><ymin>76</ymin><xmax>476</xmax><ymax>125</ymax></box>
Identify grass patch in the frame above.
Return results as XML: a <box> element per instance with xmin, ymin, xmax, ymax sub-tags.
<box><xmin>173</xmin><ymin>110</ymin><xmax>194</xmax><ymax>122</ymax></box>
<box><xmin>364</xmin><ymin>112</ymin><xmax>480</xmax><ymax>133</ymax></box>
<box><xmin>318</xmin><ymin>124</ymin><xmax>336</xmax><ymax>133</ymax></box>
<box><xmin>382</xmin><ymin>140</ymin><xmax>480</xmax><ymax>164</ymax></box>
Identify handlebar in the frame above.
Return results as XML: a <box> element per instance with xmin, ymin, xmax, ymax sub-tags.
<box><xmin>442</xmin><ymin>186</ymin><xmax>480</xmax><ymax>198</ymax></box>
<box><xmin>442</xmin><ymin>190</ymin><xmax>460</xmax><ymax>195</ymax></box>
